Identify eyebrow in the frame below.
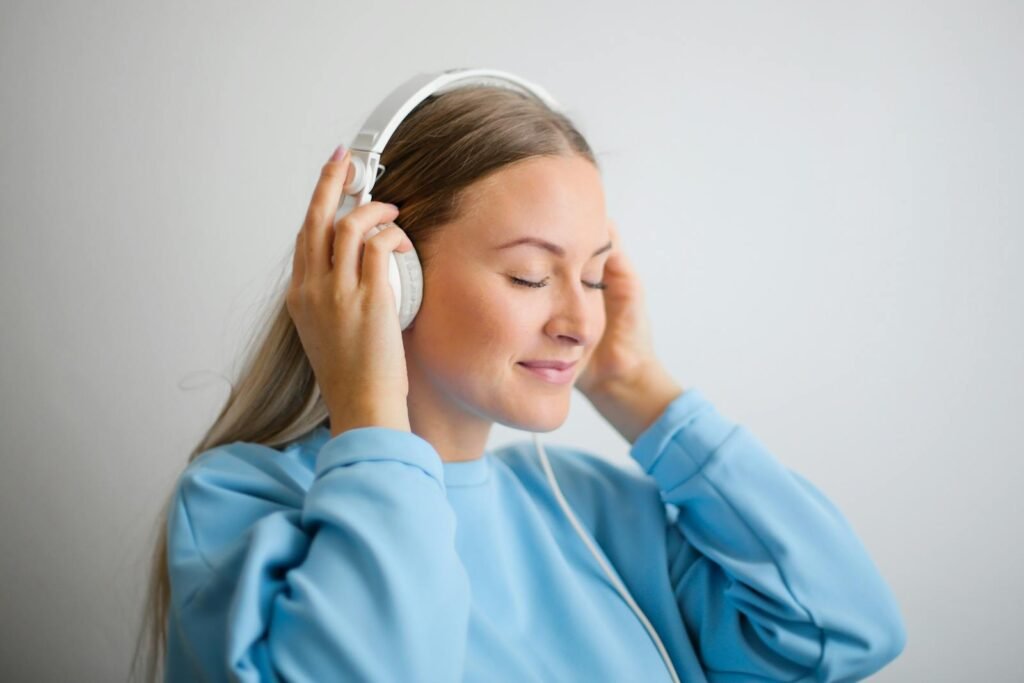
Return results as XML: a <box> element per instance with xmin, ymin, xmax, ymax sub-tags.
<box><xmin>493</xmin><ymin>237</ymin><xmax>613</xmax><ymax>258</ymax></box>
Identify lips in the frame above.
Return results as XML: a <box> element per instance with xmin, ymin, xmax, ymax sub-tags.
<box><xmin>517</xmin><ymin>360</ymin><xmax>578</xmax><ymax>385</ymax></box>
<box><xmin>518</xmin><ymin>360</ymin><xmax>578</xmax><ymax>371</ymax></box>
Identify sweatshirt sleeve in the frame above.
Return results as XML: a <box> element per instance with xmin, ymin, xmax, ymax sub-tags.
<box><xmin>165</xmin><ymin>426</ymin><xmax>472</xmax><ymax>682</ymax></box>
<box><xmin>629</xmin><ymin>388</ymin><xmax>907</xmax><ymax>682</ymax></box>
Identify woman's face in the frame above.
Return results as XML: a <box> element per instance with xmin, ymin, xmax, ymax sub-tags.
<box><xmin>402</xmin><ymin>154</ymin><xmax>611</xmax><ymax>438</ymax></box>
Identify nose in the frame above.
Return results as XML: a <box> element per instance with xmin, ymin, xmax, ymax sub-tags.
<box><xmin>544</xmin><ymin>280</ymin><xmax>599</xmax><ymax>348</ymax></box>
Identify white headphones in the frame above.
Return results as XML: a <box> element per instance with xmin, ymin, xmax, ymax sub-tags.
<box><xmin>336</xmin><ymin>69</ymin><xmax>681</xmax><ymax>683</ymax></box>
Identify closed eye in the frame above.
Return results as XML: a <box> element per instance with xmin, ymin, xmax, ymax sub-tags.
<box><xmin>509</xmin><ymin>276</ymin><xmax>606</xmax><ymax>290</ymax></box>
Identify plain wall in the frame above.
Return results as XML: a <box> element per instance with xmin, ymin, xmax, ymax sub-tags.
<box><xmin>1</xmin><ymin>1</ymin><xmax>1021</xmax><ymax>680</ymax></box>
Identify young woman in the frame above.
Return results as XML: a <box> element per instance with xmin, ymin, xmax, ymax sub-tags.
<box><xmin>131</xmin><ymin>84</ymin><xmax>906</xmax><ymax>682</ymax></box>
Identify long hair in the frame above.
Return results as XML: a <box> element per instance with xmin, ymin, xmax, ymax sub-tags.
<box><xmin>128</xmin><ymin>83</ymin><xmax>598</xmax><ymax>682</ymax></box>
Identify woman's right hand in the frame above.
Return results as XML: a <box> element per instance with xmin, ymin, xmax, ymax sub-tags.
<box><xmin>286</xmin><ymin>146</ymin><xmax>415</xmax><ymax>437</ymax></box>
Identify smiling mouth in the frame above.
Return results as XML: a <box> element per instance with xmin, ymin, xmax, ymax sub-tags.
<box><xmin>516</xmin><ymin>362</ymin><xmax>576</xmax><ymax>385</ymax></box>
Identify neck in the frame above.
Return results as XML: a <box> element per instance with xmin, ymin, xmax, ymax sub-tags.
<box><xmin>406</xmin><ymin>383</ymin><xmax>493</xmax><ymax>464</ymax></box>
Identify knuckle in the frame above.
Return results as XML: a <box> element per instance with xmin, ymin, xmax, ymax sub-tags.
<box><xmin>335</xmin><ymin>215</ymin><xmax>360</xmax><ymax>235</ymax></box>
<box><xmin>346</xmin><ymin>223</ymin><xmax>367</xmax><ymax>240</ymax></box>
<box><xmin>366</xmin><ymin>231</ymin><xmax>394</xmax><ymax>251</ymax></box>
<box><xmin>285</xmin><ymin>288</ymin><xmax>303</xmax><ymax>312</ymax></box>
<box><xmin>381</xmin><ymin>224</ymin><xmax>403</xmax><ymax>238</ymax></box>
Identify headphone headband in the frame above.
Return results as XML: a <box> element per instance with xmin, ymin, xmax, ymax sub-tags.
<box><xmin>343</xmin><ymin>68</ymin><xmax>564</xmax><ymax>203</ymax></box>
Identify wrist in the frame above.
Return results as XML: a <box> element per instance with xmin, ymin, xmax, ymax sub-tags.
<box><xmin>329</xmin><ymin>403</ymin><xmax>411</xmax><ymax>438</ymax></box>
<box><xmin>584</xmin><ymin>364</ymin><xmax>684</xmax><ymax>444</ymax></box>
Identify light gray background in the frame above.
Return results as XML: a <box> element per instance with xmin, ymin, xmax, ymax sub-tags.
<box><xmin>1</xmin><ymin>1</ymin><xmax>1020</xmax><ymax>681</ymax></box>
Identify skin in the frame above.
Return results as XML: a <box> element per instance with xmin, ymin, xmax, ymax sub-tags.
<box><xmin>303</xmin><ymin>148</ymin><xmax>683</xmax><ymax>459</ymax></box>
<box><xmin>398</xmin><ymin>154</ymin><xmax>684</xmax><ymax>463</ymax></box>
<box><xmin>398</xmin><ymin>155</ymin><xmax>607</xmax><ymax>462</ymax></box>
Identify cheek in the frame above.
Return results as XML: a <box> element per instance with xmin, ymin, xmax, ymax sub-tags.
<box><xmin>457</xmin><ymin>284</ymin><xmax>535</xmax><ymax>359</ymax></box>
<box><xmin>419</xmin><ymin>271</ymin><xmax>530</xmax><ymax>365</ymax></box>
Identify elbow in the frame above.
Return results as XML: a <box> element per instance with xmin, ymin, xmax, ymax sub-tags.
<box><xmin>875</xmin><ymin>606</ymin><xmax>908</xmax><ymax>666</ymax></box>
<box><xmin>868</xmin><ymin>583</ymin><xmax>908</xmax><ymax>665</ymax></box>
<box><xmin>843</xmin><ymin>599</ymin><xmax>909</xmax><ymax>679</ymax></box>
<box><xmin>809</xmin><ymin>598</ymin><xmax>907</xmax><ymax>682</ymax></box>
<box><xmin>856</xmin><ymin>571</ymin><xmax>909</xmax><ymax>671</ymax></box>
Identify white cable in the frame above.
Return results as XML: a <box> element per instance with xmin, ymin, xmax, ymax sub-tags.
<box><xmin>532</xmin><ymin>432</ymin><xmax>682</xmax><ymax>683</ymax></box>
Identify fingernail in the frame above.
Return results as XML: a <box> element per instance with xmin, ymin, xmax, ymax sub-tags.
<box><xmin>329</xmin><ymin>144</ymin><xmax>346</xmax><ymax>162</ymax></box>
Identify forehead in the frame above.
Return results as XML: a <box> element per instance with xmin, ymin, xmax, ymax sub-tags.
<box><xmin>448</xmin><ymin>155</ymin><xmax>608</xmax><ymax>251</ymax></box>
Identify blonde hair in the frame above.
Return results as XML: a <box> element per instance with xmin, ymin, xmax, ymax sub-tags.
<box><xmin>128</xmin><ymin>84</ymin><xmax>598</xmax><ymax>681</ymax></box>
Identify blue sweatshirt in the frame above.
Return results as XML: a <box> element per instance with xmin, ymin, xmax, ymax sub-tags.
<box><xmin>164</xmin><ymin>387</ymin><xmax>906</xmax><ymax>682</ymax></box>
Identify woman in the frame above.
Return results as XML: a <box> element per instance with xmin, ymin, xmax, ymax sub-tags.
<box><xmin>131</xmin><ymin>85</ymin><xmax>906</xmax><ymax>682</ymax></box>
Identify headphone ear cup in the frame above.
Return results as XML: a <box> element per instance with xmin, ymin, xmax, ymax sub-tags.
<box><xmin>342</xmin><ymin>155</ymin><xmax>368</xmax><ymax>196</ymax></box>
<box><xmin>384</xmin><ymin>221</ymin><xmax>423</xmax><ymax>331</ymax></box>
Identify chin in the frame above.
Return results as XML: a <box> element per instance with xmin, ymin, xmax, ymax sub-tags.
<box><xmin>498</xmin><ymin>397</ymin><xmax>570</xmax><ymax>433</ymax></box>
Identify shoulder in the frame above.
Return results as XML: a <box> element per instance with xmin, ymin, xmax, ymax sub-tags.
<box><xmin>177</xmin><ymin>434</ymin><xmax>317</xmax><ymax>507</ymax></box>
<box><xmin>169</xmin><ymin>430</ymin><xmax>322</xmax><ymax>567</ymax></box>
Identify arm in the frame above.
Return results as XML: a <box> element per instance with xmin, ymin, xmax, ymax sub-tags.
<box><xmin>589</xmin><ymin>371</ymin><xmax>907</xmax><ymax>681</ymax></box>
<box><xmin>165</xmin><ymin>427</ymin><xmax>472</xmax><ymax>682</ymax></box>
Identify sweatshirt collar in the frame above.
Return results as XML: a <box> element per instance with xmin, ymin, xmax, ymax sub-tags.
<box><xmin>442</xmin><ymin>453</ymin><xmax>492</xmax><ymax>488</ymax></box>
<box><xmin>307</xmin><ymin>424</ymin><xmax>492</xmax><ymax>488</ymax></box>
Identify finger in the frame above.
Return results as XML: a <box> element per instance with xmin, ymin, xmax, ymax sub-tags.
<box><xmin>359</xmin><ymin>223</ymin><xmax>413</xmax><ymax>292</ymax></box>
<box><xmin>290</xmin><ymin>227</ymin><xmax>305</xmax><ymax>290</ymax></box>
<box><xmin>332</xmin><ymin>202</ymin><xmax>403</xmax><ymax>290</ymax></box>
<box><xmin>302</xmin><ymin>149</ymin><xmax>353</xmax><ymax>278</ymax></box>
<box><xmin>606</xmin><ymin>217</ymin><xmax>620</xmax><ymax>244</ymax></box>
<box><xmin>604</xmin><ymin>219</ymin><xmax>633</xmax><ymax>273</ymax></box>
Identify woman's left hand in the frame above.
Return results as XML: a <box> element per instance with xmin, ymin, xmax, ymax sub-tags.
<box><xmin>575</xmin><ymin>218</ymin><xmax>662</xmax><ymax>397</ymax></box>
